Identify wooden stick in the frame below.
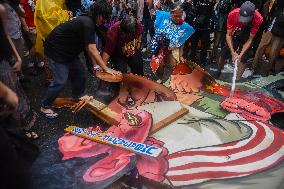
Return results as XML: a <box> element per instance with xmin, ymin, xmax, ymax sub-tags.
<box><xmin>71</xmin><ymin>100</ymin><xmax>84</xmax><ymax>112</ymax></box>
<box><xmin>150</xmin><ymin>108</ymin><xmax>189</xmax><ymax>134</ymax></box>
<box><xmin>74</xmin><ymin>100</ymin><xmax>89</xmax><ymax>112</ymax></box>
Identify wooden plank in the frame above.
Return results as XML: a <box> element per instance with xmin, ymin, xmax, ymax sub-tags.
<box><xmin>150</xmin><ymin>108</ymin><xmax>189</xmax><ymax>134</ymax></box>
<box><xmin>53</xmin><ymin>97</ymin><xmax>119</xmax><ymax>126</ymax></box>
<box><xmin>85</xmin><ymin>104</ymin><xmax>119</xmax><ymax>126</ymax></box>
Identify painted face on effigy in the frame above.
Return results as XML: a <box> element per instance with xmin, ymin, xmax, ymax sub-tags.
<box><xmin>108</xmin><ymin>74</ymin><xmax>176</xmax><ymax>112</ymax></box>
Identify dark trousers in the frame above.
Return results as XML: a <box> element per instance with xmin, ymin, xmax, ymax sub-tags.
<box><xmin>42</xmin><ymin>56</ymin><xmax>86</xmax><ymax>107</ymax></box>
<box><xmin>142</xmin><ymin>16</ymin><xmax>155</xmax><ymax>48</ymax></box>
<box><xmin>111</xmin><ymin>52</ymin><xmax>144</xmax><ymax>76</ymax></box>
<box><xmin>190</xmin><ymin>29</ymin><xmax>211</xmax><ymax>64</ymax></box>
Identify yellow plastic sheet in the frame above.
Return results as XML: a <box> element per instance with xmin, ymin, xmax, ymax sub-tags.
<box><xmin>35</xmin><ymin>0</ymin><xmax>71</xmax><ymax>56</ymax></box>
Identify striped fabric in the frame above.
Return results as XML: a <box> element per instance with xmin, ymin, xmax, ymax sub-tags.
<box><xmin>166</xmin><ymin>121</ymin><xmax>284</xmax><ymax>187</ymax></box>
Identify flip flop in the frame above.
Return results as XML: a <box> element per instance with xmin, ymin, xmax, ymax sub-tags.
<box><xmin>40</xmin><ymin>108</ymin><xmax>59</xmax><ymax>119</ymax></box>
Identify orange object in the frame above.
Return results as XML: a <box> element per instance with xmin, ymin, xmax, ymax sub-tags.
<box><xmin>172</xmin><ymin>63</ymin><xmax>192</xmax><ymax>75</ymax></box>
<box><xmin>265</xmin><ymin>47</ymin><xmax>270</xmax><ymax>57</ymax></box>
<box><xmin>95</xmin><ymin>71</ymin><xmax>123</xmax><ymax>83</ymax></box>
<box><xmin>280</xmin><ymin>48</ymin><xmax>284</xmax><ymax>57</ymax></box>
<box><xmin>265</xmin><ymin>47</ymin><xmax>284</xmax><ymax>58</ymax></box>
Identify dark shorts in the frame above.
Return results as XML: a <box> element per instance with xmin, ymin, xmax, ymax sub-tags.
<box><xmin>219</xmin><ymin>42</ymin><xmax>253</xmax><ymax>64</ymax></box>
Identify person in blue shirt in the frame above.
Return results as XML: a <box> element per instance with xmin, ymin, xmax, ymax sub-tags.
<box><xmin>150</xmin><ymin>1</ymin><xmax>195</xmax><ymax>81</ymax></box>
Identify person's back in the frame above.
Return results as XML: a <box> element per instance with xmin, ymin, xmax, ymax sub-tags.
<box><xmin>44</xmin><ymin>16</ymin><xmax>96</xmax><ymax>63</ymax></box>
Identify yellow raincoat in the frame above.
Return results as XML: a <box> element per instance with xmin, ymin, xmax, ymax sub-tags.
<box><xmin>34</xmin><ymin>0</ymin><xmax>71</xmax><ymax>56</ymax></box>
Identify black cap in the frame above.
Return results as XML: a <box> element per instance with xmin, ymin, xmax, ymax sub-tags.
<box><xmin>239</xmin><ymin>1</ymin><xmax>255</xmax><ymax>23</ymax></box>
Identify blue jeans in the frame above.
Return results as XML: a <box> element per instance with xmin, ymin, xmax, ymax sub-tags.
<box><xmin>142</xmin><ymin>16</ymin><xmax>155</xmax><ymax>48</ymax></box>
<box><xmin>42</xmin><ymin>57</ymin><xmax>86</xmax><ymax>108</ymax></box>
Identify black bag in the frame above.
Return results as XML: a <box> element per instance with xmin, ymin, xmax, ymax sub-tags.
<box><xmin>271</xmin><ymin>14</ymin><xmax>284</xmax><ymax>38</ymax></box>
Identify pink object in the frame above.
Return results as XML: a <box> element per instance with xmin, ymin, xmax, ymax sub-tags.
<box><xmin>136</xmin><ymin>137</ymin><xmax>169</xmax><ymax>182</ymax></box>
<box><xmin>58</xmin><ymin>109</ymin><xmax>153</xmax><ymax>183</ymax></box>
<box><xmin>221</xmin><ymin>97</ymin><xmax>271</xmax><ymax>122</ymax></box>
<box><xmin>171</xmin><ymin>69</ymin><xmax>203</xmax><ymax>93</ymax></box>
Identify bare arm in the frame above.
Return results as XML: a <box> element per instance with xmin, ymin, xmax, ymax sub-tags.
<box><xmin>154</xmin><ymin>0</ymin><xmax>161</xmax><ymax>10</ymax></box>
<box><xmin>20</xmin><ymin>16</ymin><xmax>29</xmax><ymax>32</ymax></box>
<box><xmin>226</xmin><ymin>29</ymin><xmax>234</xmax><ymax>55</ymax></box>
<box><xmin>0</xmin><ymin>4</ymin><xmax>22</xmax><ymax>71</ymax></box>
<box><xmin>179</xmin><ymin>45</ymin><xmax>185</xmax><ymax>62</ymax></box>
<box><xmin>102</xmin><ymin>52</ymin><xmax>110</xmax><ymax>64</ymax></box>
<box><xmin>226</xmin><ymin>29</ymin><xmax>239</xmax><ymax>61</ymax></box>
<box><xmin>0</xmin><ymin>81</ymin><xmax>18</xmax><ymax>110</ymax></box>
<box><xmin>87</xmin><ymin>44</ymin><xmax>121</xmax><ymax>75</ymax></box>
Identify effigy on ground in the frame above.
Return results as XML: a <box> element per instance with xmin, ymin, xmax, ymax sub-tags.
<box><xmin>31</xmin><ymin>61</ymin><xmax>284</xmax><ymax>189</ymax></box>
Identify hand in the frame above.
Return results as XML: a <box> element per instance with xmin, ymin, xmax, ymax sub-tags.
<box><xmin>23</xmin><ymin>26</ymin><xmax>30</xmax><ymax>33</ymax></box>
<box><xmin>13</xmin><ymin>58</ymin><xmax>22</xmax><ymax>72</ymax></box>
<box><xmin>4</xmin><ymin>87</ymin><xmax>19</xmax><ymax>111</ymax></box>
<box><xmin>232</xmin><ymin>51</ymin><xmax>239</xmax><ymax>62</ymax></box>
<box><xmin>180</xmin><ymin>56</ymin><xmax>185</xmax><ymax>63</ymax></box>
<box><xmin>93</xmin><ymin>65</ymin><xmax>103</xmax><ymax>72</ymax></box>
<box><xmin>155</xmin><ymin>0</ymin><xmax>161</xmax><ymax>8</ymax></box>
<box><xmin>104</xmin><ymin>67</ymin><xmax>122</xmax><ymax>76</ymax></box>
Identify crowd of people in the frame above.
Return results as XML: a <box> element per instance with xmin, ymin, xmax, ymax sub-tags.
<box><xmin>0</xmin><ymin>0</ymin><xmax>284</xmax><ymax>188</ymax></box>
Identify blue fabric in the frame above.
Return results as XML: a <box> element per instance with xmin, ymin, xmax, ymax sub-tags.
<box><xmin>154</xmin><ymin>10</ymin><xmax>195</xmax><ymax>48</ymax></box>
<box><xmin>150</xmin><ymin>34</ymin><xmax>169</xmax><ymax>55</ymax></box>
<box><xmin>81</xmin><ymin>0</ymin><xmax>95</xmax><ymax>10</ymax></box>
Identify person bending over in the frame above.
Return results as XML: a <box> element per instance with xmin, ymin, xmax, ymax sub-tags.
<box><xmin>40</xmin><ymin>0</ymin><xmax>121</xmax><ymax>118</ymax></box>
<box><xmin>150</xmin><ymin>2</ymin><xmax>195</xmax><ymax>82</ymax></box>
<box><xmin>102</xmin><ymin>15</ymin><xmax>143</xmax><ymax>76</ymax></box>
<box><xmin>216</xmin><ymin>1</ymin><xmax>263</xmax><ymax>81</ymax></box>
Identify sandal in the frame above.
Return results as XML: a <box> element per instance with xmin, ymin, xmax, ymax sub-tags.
<box><xmin>40</xmin><ymin>107</ymin><xmax>59</xmax><ymax>119</ymax></box>
<box><xmin>25</xmin><ymin>131</ymin><xmax>39</xmax><ymax>140</ymax></box>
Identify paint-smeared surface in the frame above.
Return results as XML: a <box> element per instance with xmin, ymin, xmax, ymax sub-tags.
<box><xmin>27</xmin><ymin>60</ymin><xmax>284</xmax><ymax>189</ymax></box>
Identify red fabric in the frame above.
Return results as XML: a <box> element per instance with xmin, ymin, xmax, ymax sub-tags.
<box><xmin>227</xmin><ymin>8</ymin><xmax>263</xmax><ymax>36</ymax></box>
<box><xmin>172</xmin><ymin>63</ymin><xmax>192</xmax><ymax>75</ymax></box>
<box><xmin>20</xmin><ymin>0</ymin><xmax>36</xmax><ymax>28</ymax></box>
<box><xmin>104</xmin><ymin>21</ymin><xmax>143</xmax><ymax>57</ymax></box>
<box><xmin>177</xmin><ymin>19</ymin><xmax>184</xmax><ymax>25</ymax></box>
